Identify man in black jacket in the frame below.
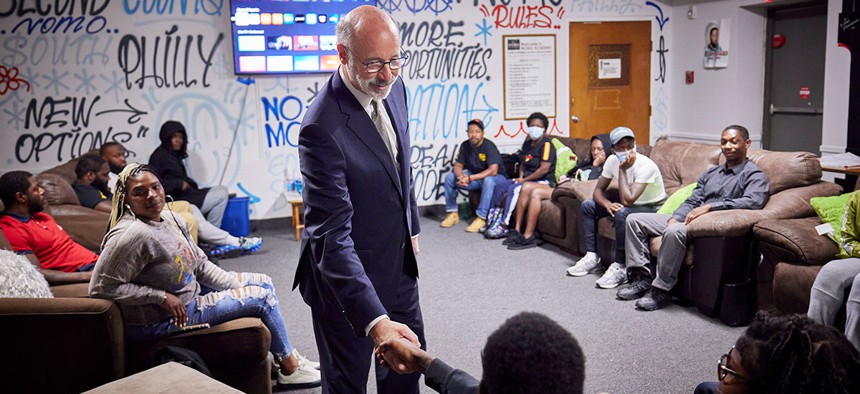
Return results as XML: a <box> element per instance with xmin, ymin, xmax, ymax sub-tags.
<box><xmin>149</xmin><ymin>120</ymin><xmax>229</xmax><ymax>227</ymax></box>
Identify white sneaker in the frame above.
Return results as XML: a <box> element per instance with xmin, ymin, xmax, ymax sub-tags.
<box><xmin>293</xmin><ymin>349</ymin><xmax>320</xmax><ymax>370</ymax></box>
<box><xmin>595</xmin><ymin>263</ymin><xmax>627</xmax><ymax>289</ymax></box>
<box><xmin>567</xmin><ymin>254</ymin><xmax>601</xmax><ymax>277</ymax></box>
<box><xmin>277</xmin><ymin>358</ymin><xmax>322</xmax><ymax>389</ymax></box>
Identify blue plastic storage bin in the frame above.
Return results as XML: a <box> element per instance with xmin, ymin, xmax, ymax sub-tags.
<box><xmin>221</xmin><ymin>196</ymin><xmax>250</xmax><ymax>237</ymax></box>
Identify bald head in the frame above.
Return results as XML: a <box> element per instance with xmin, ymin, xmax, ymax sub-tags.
<box><xmin>337</xmin><ymin>6</ymin><xmax>399</xmax><ymax>49</ymax></box>
<box><xmin>336</xmin><ymin>6</ymin><xmax>402</xmax><ymax>100</ymax></box>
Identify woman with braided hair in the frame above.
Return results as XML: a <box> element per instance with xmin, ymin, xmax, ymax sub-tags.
<box><xmin>695</xmin><ymin>311</ymin><xmax>860</xmax><ymax>394</ymax></box>
<box><xmin>88</xmin><ymin>163</ymin><xmax>321</xmax><ymax>389</ymax></box>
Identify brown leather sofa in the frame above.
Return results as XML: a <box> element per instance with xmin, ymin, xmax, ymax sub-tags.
<box><xmin>753</xmin><ymin>179</ymin><xmax>858</xmax><ymax>316</ymax></box>
<box><xmin>538</xmin><ymin>139</ymin><xmax>841</xmax><ymax>325</ymax></box>
<box><xmin>0</xmin><ymin>176</ymin><xmax>273</xmax><ymax>393</ymax></box>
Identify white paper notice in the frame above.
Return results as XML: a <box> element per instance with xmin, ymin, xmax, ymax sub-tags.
<box><xmin>503</xmin><ymin>35</ymin><xmax>556</xmax><ymax>119</ymax></box>
<box><xmin>598</xmin><ymin>58</ymin><xmax>621</xmax><ymax>79</ymax></box>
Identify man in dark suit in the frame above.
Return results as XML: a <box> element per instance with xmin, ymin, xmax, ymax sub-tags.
<box><xmin>295</xmin><ymin>5</ymin><xmax>424</xmax><ymax>393</ymax></box>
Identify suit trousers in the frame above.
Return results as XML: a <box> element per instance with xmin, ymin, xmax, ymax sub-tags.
<box><xmin>311</xmin><ymin>273</ymin><xmax>425</xmax><ymax>393</ymax></box>
<box><xmin>625</xmin><ymin>213</ymin><xmax>689</xmax><ymax>291</ymax></box>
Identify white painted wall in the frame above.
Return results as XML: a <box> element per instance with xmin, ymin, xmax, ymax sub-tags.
<box><xmin>666</xmin><ymin>0</ymin><xmax>767</xmax><ymax>146</ymax></box>
<box><xmin>0</xmin><ymin>0</ymin><xmax>675</xmax><ymax>219</ymax></box>
<box><xmin>821</xmin><ymin>0</ymin><xmax>850</xmax><ymax>157</ymax></box>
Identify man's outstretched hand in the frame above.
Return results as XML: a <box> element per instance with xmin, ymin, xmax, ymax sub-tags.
<box><xmin>376</xmin><ymin>337</ymin><xmax>433</xmax><ymax>374</ymax></box>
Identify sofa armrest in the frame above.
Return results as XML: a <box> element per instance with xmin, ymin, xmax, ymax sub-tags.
<box><xmin>687</xmin><ymin>181</ymin><xmax>842</xmax><ymax>237</ymax></box>
<box><xmin>0</xmin><ymin>297</ymin><xmax>126</xmax><ymax>392</ymax></box>
<box><xmin>50</xmin><ymin>209</ymin><xmax>110</xmax><ymax>253</ymax></box>
<box><xmin>754</xmin><ymin>217</ymin><xmax>838</xmax><ymax>266</ymax></box>
<box><xmin>128</xmin><ymin>318</ymin><xmax>272</xmax><ymax>394</ymax></box>
<box><xmin>552</xmin><ymin>179</ymin><xmax>598</xmax><ymax>202</ymax></box>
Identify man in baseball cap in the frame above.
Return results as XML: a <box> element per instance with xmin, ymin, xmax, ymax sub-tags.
<box><xmin>567</xmin><ymin>126</ymin><xmax>668</xmax><ymax>291</ymax></box>
<box><xmin>441</xmin><ymin>118</ymin><xmax>508</xmax><ymax>233</ymax></box>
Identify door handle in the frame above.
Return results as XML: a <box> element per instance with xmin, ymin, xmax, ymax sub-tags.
<box><xmin>571</xmin><ymin>115</ymin><xmax>580</xmax><ymax>123</ymax></box>
<box><xmin>769</xmin><ymin>104</ymin><xmax>823</xmax><ymax>115</ymax></box>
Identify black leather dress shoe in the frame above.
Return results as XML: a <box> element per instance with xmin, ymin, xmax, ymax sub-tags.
<box><xmin>635</xmin><ymin>287</ymin><xmax>673</xmax><ymax>311</ymax></box>
<box><xmin>616</xmin><ymin>279</ymin><xmax>652</xmax><ymax>300</ymax></box>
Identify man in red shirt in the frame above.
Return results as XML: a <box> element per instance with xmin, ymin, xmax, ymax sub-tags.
<box><xmin>0</xmin><ymin>171</ymin><xmax>98</xmax><ymax>284</ymax></box>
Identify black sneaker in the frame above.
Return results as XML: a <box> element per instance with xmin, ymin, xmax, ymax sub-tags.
<box><xmin>507</xmin><ymin>235</ymin><xmax>537</xmax><ymax>250</ymax></box>
<box><xmin>635</xmin><ymin>287</ymin><xmax>673</xmax><ymax>311</ymax></box>
<box><xmin>616</xmin><ymin>278</ymin><xmax>652</xmax><ymax>301</ymax></box>
<box><xmin>502</xmin><ymin>229</ymin><xmax>522</xmax><ymax>245</ymax></box>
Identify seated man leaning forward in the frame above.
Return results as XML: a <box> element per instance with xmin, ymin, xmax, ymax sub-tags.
<box><xmin>72</xmin><ymin>154</ymin><xmax>113</xmax><ymax>213</ymax></box>
<box><xmin>376</xmin><ymin>312</ymin><xmax>585</xmax><ymax>394</ymax></box>
<box><xmin>567</xmin><ymin>127</ymin><xmax>667</xmax><ymax>290</ymax></box>
<box><xmin>617</xmin><ymin>125</ymin><xmax>769</xmax><ymax>311</ymax></box>
<box><xmin>0</xmin><ymin>171</ymin><xmax>98</xmax><ymax>284</ymax></box>
<box><xmin>440</xmin><ymin>118</ymin><xmax>507</xmax><ymax>233</ymax></box>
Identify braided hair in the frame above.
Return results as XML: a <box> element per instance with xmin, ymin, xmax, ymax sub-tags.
<box><xmin>108</xmin><ymin>163</ymin><xmax>157</xmax><ymax>231</ymax></box>
<box><xmin>736</xmin><ymin>311</ymin><xmax>860</xmax><ymax>394</ymax></box>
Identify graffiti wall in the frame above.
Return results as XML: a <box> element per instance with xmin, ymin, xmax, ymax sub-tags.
<box><xmin>0</xmin><ymin>0</ymin><xmax>671</xmax><ymax>219</ymax></box>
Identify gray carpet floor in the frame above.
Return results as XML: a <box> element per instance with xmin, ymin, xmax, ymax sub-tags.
<box><xmin>219</xmin><ymin>215</ymin><xmax>744</xmax><ymax>394</ymax></box>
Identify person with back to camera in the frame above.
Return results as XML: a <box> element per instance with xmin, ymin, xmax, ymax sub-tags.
<box><xmin>694</xmin><ymin>311</ymin><xmax>860</xmax><ymax>394</ymax></box>
<box><xmin>376</xmin><ymin>311</ymin><xmax>585</xmax><ymax>394</ymax></box>
<box><xmin>88</xmin><ymin>163</ymin><xmax>321</xmax><ymax>389</ymax></box>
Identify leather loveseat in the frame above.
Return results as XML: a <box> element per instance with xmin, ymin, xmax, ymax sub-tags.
<box><xmin>752</xmin><ymin>178</ymin><xmax>858</xmax><ymax>316</ymax></box>
<box><xmin>538</xmin><ymin>139</ymin><xmax>841</xmax><ymax>325</ymax></box>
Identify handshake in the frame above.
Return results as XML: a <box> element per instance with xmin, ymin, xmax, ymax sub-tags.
<box><xmin>375</xmin><ymin>337</ymin><xmax>434</xmax><ymax>374</ymax></box>
<box><xmin>370</xmin><ymin>318</ymin><xmax>433</xmax><ymax>375</ymax></box>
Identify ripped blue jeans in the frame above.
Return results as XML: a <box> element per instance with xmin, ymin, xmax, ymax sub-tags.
<box><xmin>125</xmin><ymin>272</ymin><xmax>294</xmax><ymax>361</ymax></box>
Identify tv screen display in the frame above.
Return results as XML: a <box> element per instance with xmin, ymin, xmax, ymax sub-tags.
<box><xmin>229</xmin><ymin>0</ymin><xmax>374</xmax><ymax>75</ymax></box>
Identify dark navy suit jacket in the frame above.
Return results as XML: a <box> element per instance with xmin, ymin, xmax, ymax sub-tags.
<box><xmin>295</xmin><ymin>70</ymin><xmax>421</xmax><ymax>336</ymax></box>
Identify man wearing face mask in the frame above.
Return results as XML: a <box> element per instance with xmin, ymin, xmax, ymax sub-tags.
<box><xmin>72</xmin><ymin>154</ymin><xmax>114</xmax><ymax>213</ymax></box>
<box><xmin>567</xmin><ymin>127</ymin><xmax>667</xmax><ymax>290</ymax></box>
<box><xmin>618</xmin><ymin>125</ymin><xmax>769</xmax><ymax>311</ymax></box>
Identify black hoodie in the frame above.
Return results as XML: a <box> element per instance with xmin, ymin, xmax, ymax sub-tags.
<box><xmin>572</xmin><ymin>133</ymin><xmax>611</xmax><ymax>180</ymax></box>
<box><xmin>148</xmin><ymin>120</ymin><xmax>209</xmax><ymax>207</ymax></box>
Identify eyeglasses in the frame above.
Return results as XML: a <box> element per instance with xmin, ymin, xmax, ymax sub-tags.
<box><xmin>718</xmin><ymin>347</ymin><xmax>750</xmax><ymax>384</ymax></box>
<box><xmin>343</xmin><ymin>46</ymin><xmax>410</xmax><ymax>73</ymax></box>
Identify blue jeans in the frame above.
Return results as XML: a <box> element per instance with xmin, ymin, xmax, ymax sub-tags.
<box><xmin>444</xmin><ymin>171</ymin><xmax>506</xmax><ymax>219</ymax></box>
<box><xmin>580</xmin><ymin>199</ymin><xmax>660</xmax><ymax>265</ymax></box>
<box><xmin>125</xmin><ymin>272</ymin><xmax>294</xmax><ymax>361</ymax></box>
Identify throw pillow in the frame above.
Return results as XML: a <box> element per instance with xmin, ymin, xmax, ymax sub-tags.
<box><xmin>657</xmin><ymin>183</ymin><xmax>697</xmax><ymax>215</ymax></box>
<box><xmin>811</xmin><ymin>193</ymin><xmax>854</xmax><ymax>258</ymax></box>
<box><xmin>551</xmin><ymin>138</ymin><xmax>577</xmax><ymax>182</ymax></box>
<box><xmin>0</xmin><ymin>250</ymin><xmax>53</xmax><ymax>298</ymax></box>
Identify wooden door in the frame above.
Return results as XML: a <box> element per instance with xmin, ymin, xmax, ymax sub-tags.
<box><xmin>569</xmin><ymin>22</ymin><xmax>651</xmax><ymax>142</ymax></box>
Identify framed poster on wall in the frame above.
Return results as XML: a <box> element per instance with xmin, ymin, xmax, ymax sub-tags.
<box><xmin>503</xmin><ymin>35</ymin><xmax>557</xmax><ymax>120</ymax></box>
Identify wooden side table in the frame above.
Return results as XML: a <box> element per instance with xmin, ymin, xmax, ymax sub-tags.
<box><xmin>288</xmin><ymin>198</ymin><xmax>304</xmax><ymax>240</ymax></box>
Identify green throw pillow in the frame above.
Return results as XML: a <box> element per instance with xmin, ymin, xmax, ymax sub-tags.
<box><xmin>657</xmin><ymin>183</ymin><xmax>697</xmax><ymax>215</ymax></box>
<box><xmin>811</xmin><ymin>193</ymin><xmax>854</xmax><ymax>258</ymax></box>
<box><xmin>552</xmin><ymin>138</ymin><xmax>577</xmax><ymax>182</ymax></box>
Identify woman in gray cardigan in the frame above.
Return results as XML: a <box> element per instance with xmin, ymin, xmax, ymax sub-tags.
<box><xmin>88</xmin><ymin>163</ymin><xmax>320</xmax><ymax>389</ymax></box>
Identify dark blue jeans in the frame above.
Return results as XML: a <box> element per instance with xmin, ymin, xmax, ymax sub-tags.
<box><xmin>580</xmin><ymin>199</ymin><xmax>660</xmax><ymax>264</ymax></box>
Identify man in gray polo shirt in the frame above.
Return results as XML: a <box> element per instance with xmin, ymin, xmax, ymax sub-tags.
<box><xmin>617</xmin><ymin>125</ymin><xmax>770</xmax><ymax>311</ymax></box>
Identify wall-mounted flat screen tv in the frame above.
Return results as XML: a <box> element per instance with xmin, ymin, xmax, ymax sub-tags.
<box><xmin>230</xmin><ymin>0</ymin><xmax>374</xmax><ymax>75</ymax></box>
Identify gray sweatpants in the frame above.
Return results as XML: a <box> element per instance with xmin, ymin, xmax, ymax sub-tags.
<box><xmin>625</xmin><ymin>213</ymin><xmax>689</xmax><ymax>291</ymax></box>
<box><xmin>808</xmin><ymin>258</ymin><xmax>860</xmax><ymax>351</ymax></box>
